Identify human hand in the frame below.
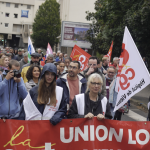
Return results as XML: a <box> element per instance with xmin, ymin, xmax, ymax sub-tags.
<box><xmin>97</xmin><ymin>114</ymin><xmax>105</xmax><ymax>120</ymax></box>
<box><xmin>14</xmin><ymin>77</ymin><xmax>21</xmax><ymax>83</ymax></box>
<box><xmin>84</xmin><ymin>113</ymin><xmax>94</xmax><ymax>119</ymax></box>
<box><xmin>5</xmin><ymin>70</ymin><xmax>14</xmax><ymax>80</ymax></box>
<box><xmin>87</xmin><ymin>66</ymin><xmax>94</xmax><ymax>75</ymax></box>
<box><xmin>103</xmin><ymin>70</ymin><xmax>107</xmax><ymax>74</ymax></box>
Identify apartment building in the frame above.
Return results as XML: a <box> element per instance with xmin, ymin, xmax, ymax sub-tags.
<box><xmin>0</xmin><ymin>0</ymin><xmax>45</xmax><ymax>48</ymax></box>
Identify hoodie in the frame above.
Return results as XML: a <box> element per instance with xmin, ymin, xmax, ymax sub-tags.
<box><xmin>18</xmin><ymin>63</ymin><xmax>67</xmax><ymax>125</ymax></box>
<box><xmin>0</xmin><ymin>71</ymin><xmax>27</xmax><ymax>118</ymax></box>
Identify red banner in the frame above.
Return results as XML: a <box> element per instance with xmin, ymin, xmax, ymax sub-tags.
<box><xmin>1</xmin><ymin>118</ymin><xmax>150</xmax><ymax>150</ymax></box>
<box><xmin>70</xmin><ymin>45</ymin><xmax>91</xmax><ymax>71</ymax></box>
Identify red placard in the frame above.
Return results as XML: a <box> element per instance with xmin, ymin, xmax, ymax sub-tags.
<box><xmin>0</xmin><ymin>118</ymin><xmax>150</xmax><ymax>150</ymax></box>
<box><xmin>70</xmin><ymin>45</ymin><xmax>91</xmax><ymax>71</ymax></box>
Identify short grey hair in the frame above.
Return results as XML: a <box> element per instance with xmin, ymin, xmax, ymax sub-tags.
<box><xmin>23</xmin><ymin>52</ymin><xmax>28</xmax><ymax>57</ymax></box>
<box><xmin>86</xmin><ymin>73</ymin><xmax>103</xmax><ymax>93</ymax></box>
<box><xmin>113</xmin><ymin>57</ymin><xmax>119</xmax><ymax>61</ymax></box>
<box><xmin>47</xmin><ymin>54</ymin><xmax>53</xmax><ymax>58</ymax></box>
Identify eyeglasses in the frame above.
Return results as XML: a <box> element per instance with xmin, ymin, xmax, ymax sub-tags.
<box><xmin>68</xmin><ymin>66</ymin><xmax>77</xmax><ymax>70</ymax></box>
<box><xmin>108</xmin><ymin>71</ymin><xmax>115</xmax><ymax>74</ymax></box>
<box><xmin>89</xmin><ymin>64</ymin><xmax>97</xmax><ymax>67</ymax></box>
<box><xmin>91</xmin><ymin>82</ymin><xmax>102</xmax><ymax>86</ymax></box>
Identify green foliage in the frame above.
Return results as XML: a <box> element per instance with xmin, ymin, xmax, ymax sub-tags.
<box><xmin>86</xmin><ymin>0</ymin><xmax>150</xmax><ymax>58</ymax></box>
<box><xmin>31</xmin><ymin>0</ymin><xmax>61</xmax><ymax>49</ymax></box>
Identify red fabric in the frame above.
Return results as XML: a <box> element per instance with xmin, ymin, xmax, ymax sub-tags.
<box><xmin>70</xmin><ymin>45</ymin><xmax>91</xmax><ymax>71</ymax></box>
<box><xmin>1</xmin><ymin>118</ymin><xmax>150</xmax><ymax>150</ymax></box>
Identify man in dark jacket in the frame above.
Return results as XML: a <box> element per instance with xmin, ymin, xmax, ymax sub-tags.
<box><xmin>16</xmin><ymin>49</ymin><xmax>23</xmax><ymax>61</ymax></box>
<box><xmin>82</xmin><ymin>56</ymin><xmax>106</xmax><ymax>96</ymax></box>
<box><xmin>10</xmin><ymin>48</ymin><xmax>16</xmax><ymax>60</ymax></box>
<box><xmin>19</xmin><ymin>52</ymin><xmax>28</xmax><ymax>72</ymax></box>
<box><xmin>56</xmin><ymin>61</ymin><xmax>87</xmax><ymax>110</ymax></box>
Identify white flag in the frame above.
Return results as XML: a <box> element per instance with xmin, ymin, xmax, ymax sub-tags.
<box><xmin>28</xmin><ymin>37</ymin><xmax>35</xmax><ymax>62</ymax></box>
<box><xmin>114</xmin><ymin>26</ymin><xmax>150</xmax><ymax>112</ymax></box>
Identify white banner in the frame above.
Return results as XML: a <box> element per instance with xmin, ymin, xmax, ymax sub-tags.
<box><xmin>114</xmin><ymin>27</ymin><xmax>150</xmax><ymax>111</ymax></box>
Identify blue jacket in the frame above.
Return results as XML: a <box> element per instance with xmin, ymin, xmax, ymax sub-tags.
<box><xmin>18</xmin><ymin>63</ymin><xmax>67</xmax><ymax>125</ymax></box>
<box><xmin>0</xmin><ymin>71</ymin><xmax>27</xmax><ymax>118</ymax></box>
<box><xmin>56</xmin><ymin>73</ymin><xmax>87</xmax><ymax>104</ymax></box>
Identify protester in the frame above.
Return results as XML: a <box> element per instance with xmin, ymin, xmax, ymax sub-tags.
<box><xmin>56</xmin><ymin>51</ymin><xmax>61</xmax><ymax>58</ymax></box>
<box><xmin>68</xmin><ymin>73</ymin><xmax>112</xmax><ymax>119</ymax></box>
<box><xmin>22</xmin><ymin>49</ymin><xmax>25</xmax><ymax>54</ymax></box>
<box><xmin>110</xmin><ymin>57</ymin><xmax>119</xmax><ymax>69</ymax></box>
<box><xmin>37</xmin><ymin>48</ymin><xmax>44</xmax><ymax>57</ymax></box>
<box><xmin>0</xmin><ymin>56</ymin><xmax>9</xmax><ymax>71</ymax></box>
<box><xmin>0</xmin><ymin>60</ymin><xmax>27</xmax><ymax>119</ymax></box>
<box><xmin>19</xmin><ymin>52</ymin><xmax>28</xmax><ymax>72</ymax></box>
<box><xmin>16</xmin><ymin>49</ymin><xmax>23</xmax><ymax>61</ymax></box>
<box><xmin>97</xmin><ymin>59</ymin><xmax>102</xmax><ymax>70</ymax></box>
<box><xmin>57</xmin><ymin>61</ymin><xmax>87</xmax><ymax>109</ymax></box>
<box><xmin>58</xmin><ymin>61</ymin><xmax>65</xmax><ymax>74</ymax></box>
<box><xmin>105</xmin><ymin>66</ymin><xmax>116</xmax><ymax>99</ymax></box>
<box><xmin>5</xmin><ymin>53</ymin><xmax>12</xmax><ymax>61</ymax></box>
<box><xmin>56</xmin><ymin>53</ymin><xmax>64</xmax><ymax>62</ymax></box>
<box><xmin>53</xmin><ymin>52</ymin><xmax>56</xmax><ymax>59</ymax></box>
<box><xmin>9</xmin><ymin>48</ymin><xmax>16</xmax><ymax>60</ymax></box>
<box><xmin>17</xmin><ymin>63</ymin><xmax>67</xmax><ymax>125</ymax></box>
<box><xmin>21</xmin><ymin>53</ymin><xmax>43</xmax><ymax>83</ymax></box>
<box><xmin>64</xmin><ymin>57</ymin><xmax>71</xmax><ymax>72</ymax></box>
<box><xmin>64</xmin><ymin>54</ymin><xmax>67</xmax><ymax>59</ymax></box>
<box><xmin>46</xmin><ymin>54</ymin><xmax>54</xmax><ymax>63</ymax></box>
<box><xmin>101</xmin><ymin>56</ymin><xmax>109</xmax><ymax>74</ymax></box>
<box><xmin>25</xmin><ymin>65</ymin><xmax>41</xmax><ymax>92</ymax></box>
<box><xmin>54</xmin><ymin>62</ymin><xmax>60</xmax><ymax>77</ymax></box>
<box><xmin>14</xmin><ymin>49</ymin><xmax>18</xmax><ymax>55</ymax></box>
<box><xmin>82</xmin><ymin>56</ymin><xmax>106</xmax><ymax>96</ymax></box>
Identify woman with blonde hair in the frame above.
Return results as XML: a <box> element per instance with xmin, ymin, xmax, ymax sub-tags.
<box><xmin>68</xmin><ymin>73</ymin><xmax>112</xmax><ymax>120</ymax></box>
<box><xmin>0</xmin><ymin>56</ymin><xmax>9</xmax><ymax>71</ymax></box>
<box><xmin>18</xmin><ymin>63</ymin><xmax>67</xmax><ymax>125</ymax></box>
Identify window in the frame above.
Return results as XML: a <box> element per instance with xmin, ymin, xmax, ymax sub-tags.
<box><xmin>14</xmin><ymin>14</ymin><xmax>18</xmax><ymax>18</ymax></box>
<box><xmin>27</xmin><ymin>5</ymin><xmax>31</xmax><ymax>9</ymax></box>
<box><xmin>14</xmin><ymin>4</ymin><xmax>18</xmax><ymax>8</ymax></box>
<box><xmin>6</xmin><ymin>3</ymin><xmax>10</xmax><ymax>7</ymax></box>
<box><xmin>5</xmin><ymin>13</ymin><xmax>9</xmax><ymax>17</ymax></box>
<box><xmin>5</xmin><ymin>23</ymin><xmax>9</xmax><ymax>27</ymax></box>
<box><xmin>21</xmin><ymin>4</ymin><xmax>23</xmax><ymax>6</ymax></box>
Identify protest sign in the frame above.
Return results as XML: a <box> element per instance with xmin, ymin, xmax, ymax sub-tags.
<box><xmin>0</xmin><ymin>118</ymin><xmax>150</xmax><ymax>150</ymax></box>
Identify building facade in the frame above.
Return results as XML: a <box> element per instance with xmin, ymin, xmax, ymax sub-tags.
<box><xmin>0</xmin><ymin>0</ymin><xmax>45</xmax><ymax>48</ymax></box>
<box><xmin>58</xmin><ymin>0</ymin><xmax>96</xmax><ymax>55</ymax></box>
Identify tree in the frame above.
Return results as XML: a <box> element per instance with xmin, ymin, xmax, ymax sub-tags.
<box><xmin>86</xmin><ymin>0</ymin><xmax>150</xmax><ymax>60</ymax></box>
<box><xmin>31</xmin><ymin>0</ymin><xmax>61</xmax><ymax>49</ymax></box>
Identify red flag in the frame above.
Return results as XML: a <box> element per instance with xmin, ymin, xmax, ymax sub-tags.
<box><xmin>106</xmin><ymin>41</ymin><xmax>113</xmax><ymax>61</ymax></box>
<box><xmin>70</xmin><ymin>45</ymin><xmax>91</xmax><ymax>71</ymax></box>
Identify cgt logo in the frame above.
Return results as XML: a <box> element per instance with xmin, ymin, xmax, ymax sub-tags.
<box><xmin>118</xmin><ymin>43</ymin><xmax>135</xmax><ymax>91</ymax></box>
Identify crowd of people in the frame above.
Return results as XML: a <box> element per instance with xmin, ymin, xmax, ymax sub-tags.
<box><xmin>0</xmin><ymin>46</ymin><xmax>129</xmax><ymax>125</ymax></box>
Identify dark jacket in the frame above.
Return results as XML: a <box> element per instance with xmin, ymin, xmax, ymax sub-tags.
<box><xmin>68</xmin><ymin>92</ymin><xmax>112</xmax><ymax>119</ymax></box>
<box><xmin>82</xmin><ymin>68</ymin><xmax>106</xmax><ymax>96</ymax></box>
<box><xmin>56</xmin><ymin>73</ymin><xmax>87</xmax><ymax>104</ymax></box>
<box><xmin>16</xmin><ymin>54</ymin><xmax>23</xmax><ymax>61</ymax></box>
<box><xmin>18</xmin><ymin>63</ymin><xmax>68</xmax><ymax>125</ymax></box>
<box><xmin>11</xmin><ymin>53</ymin><xmax>17</xmax><ymax>60</ymax></box>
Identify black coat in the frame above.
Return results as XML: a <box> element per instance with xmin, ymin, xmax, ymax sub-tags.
<box><xmin>68</xmin><ymin>92</ymin><xmax>112</xmax><ymax>119</ymax></box>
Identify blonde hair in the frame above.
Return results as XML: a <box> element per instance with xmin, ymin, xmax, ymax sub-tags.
<box><xmin>102</xmin><ymin>57</ymin><xmax>108</xmax><ymax>63</ymax></box>
<box><xmin>0</xmin><ymin>56</ymin><xmax>8</xmax><ymax>66</ymax></box>
<box><xmin>86</xmin><ymin>73</ymin><xmax>103</xmax><ymax>92</ymax></box>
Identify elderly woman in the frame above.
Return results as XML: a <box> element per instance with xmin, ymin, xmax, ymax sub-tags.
<box><xmin>68</xmin><ymin>73</ymin><xmax>112</xmax><ymax>120</ymax></box>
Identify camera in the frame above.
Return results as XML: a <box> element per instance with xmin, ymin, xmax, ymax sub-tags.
<box><xmin>5</xmin><ymin>70</ymin><xmax>21</xmax><ymax>78</ymax></box>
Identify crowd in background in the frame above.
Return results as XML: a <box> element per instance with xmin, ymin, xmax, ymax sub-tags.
<box><xmin>0</xmin><ymin>46</ymin><xmax>144</xmax><ymax>124</ymax></box>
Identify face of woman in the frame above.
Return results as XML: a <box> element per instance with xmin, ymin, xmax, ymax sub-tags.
<box><xmin>4</xmin><ymin>58</ymin><xmax>9</xmax><ymax>67</ymax></box>
<box><xmin>32</xmin><ymin>67</ymin><xmax>40</xmax><ymax>79</ymax></box>
<box><xmin>45</xmin><ymin>71</ymin><xmax>55</xmax><ymax>84</ymax></box>
<box><xmin>107</xmin><ymin>68</ymin><xmax>115</xmax><ymax>79</ymax></box>
<box><xmin>89</xmin><ymin>77</ymin><xmax>102</xmax><ymax>94</ymax></box>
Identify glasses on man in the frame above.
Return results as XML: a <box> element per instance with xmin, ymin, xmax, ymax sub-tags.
<box><xmin>91</xmin><ymin>82</ymin><xmax>102</xmax><ymax>86</ymax></box>
<box><xmin>68</xmin><ymin>66</ymin><xmax>77</xmax><ymax>70</ymax></box>
<box><xmin>89</xmin><ymin>64</ymin><xmax>97</xmax><ymax>67</ymax></box>
<box><xmin>108</xmin><ymin>71</ymin><xmax>115</xmax><ymax>74</ymax></box>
